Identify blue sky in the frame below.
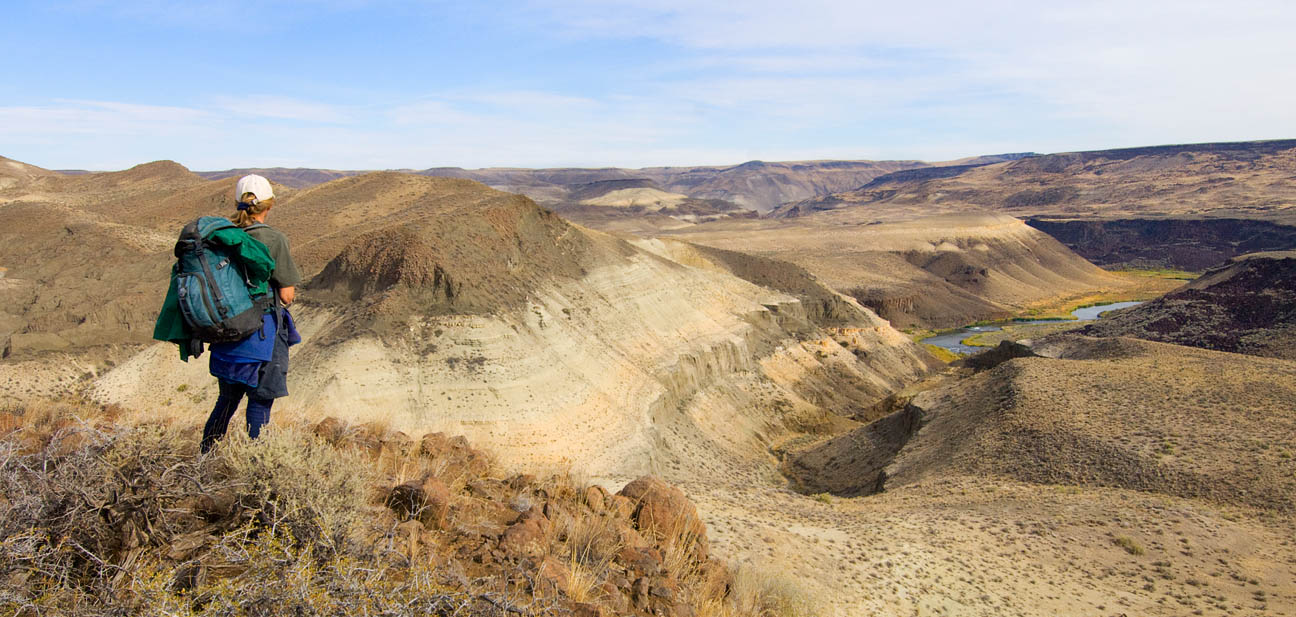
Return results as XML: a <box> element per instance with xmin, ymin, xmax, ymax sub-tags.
<box><xmin>3</xmin><ymin>0</ymin><xmax>1294</xmax><ymax>170</ymax></box>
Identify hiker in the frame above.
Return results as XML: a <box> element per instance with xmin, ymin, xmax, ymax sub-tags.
<box><xmin>199</xmin><ymin>175</ymin><xmax>303</xmax><ymax>453</ymax></box>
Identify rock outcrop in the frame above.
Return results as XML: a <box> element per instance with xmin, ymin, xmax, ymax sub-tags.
<box><xmin>1083</xmin><ymin>251</ymin><xmax>1296</xmax><ymax>359</ymax></box>
<box><xmin>1026</xmin><ymin>217</ymin><xmax>1296</xmax><ymax>271</ymax></box>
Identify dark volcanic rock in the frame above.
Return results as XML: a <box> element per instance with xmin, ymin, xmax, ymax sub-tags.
<box><xmin>1083</xmin><ymin>251</ymin><xmax>1296</xmax><ymax>359</ymax></box>
<box><xmin>1026</xmin><ymin>217</ymin><xmax>1296</xmax><ymax>271</ymax></box>
<box><xmin>960</xmin><ymin>341</ymin><xmax>1039</xmax><ymax>372</ymax></box>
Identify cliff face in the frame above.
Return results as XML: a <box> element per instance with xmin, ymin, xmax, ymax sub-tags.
<box><xmin>1025</xmin><ymin>217</ymin><xmax>1296</xmax><ymax>271</ymax></box>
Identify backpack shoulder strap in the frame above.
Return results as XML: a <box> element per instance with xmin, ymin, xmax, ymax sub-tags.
<box><xmin>196</xmin><ymin>216</ymin><xmax>239</xmax><ymax>240</ymax></box>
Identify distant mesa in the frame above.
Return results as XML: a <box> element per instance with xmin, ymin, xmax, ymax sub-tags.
<box><xmin>196</xmin><ymin>167</ymin><xmax>367</xmax><ymax>189</ymax></box>
<box><xmin>772</xmin><ymin>138</ymin><xmax>1296</xmax><ymax>225</ymax></box>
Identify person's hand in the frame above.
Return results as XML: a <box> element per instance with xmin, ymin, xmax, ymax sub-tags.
<box><xmin>278</xmin><ymin>286</ymin><xmax>296</xmax><ymax>306</ymax></box>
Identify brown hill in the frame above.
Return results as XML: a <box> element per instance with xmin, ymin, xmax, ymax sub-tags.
<box><xmin>0</xmin><ymin>156</ymin><xmax>58</xmax><ymax>189</ymax></box>
<box><xmin>787</xmin><ymin>335</ymin><xmax>1296</xmax><ymax>512</ymax></box>
<box><xmin>1083</xmin><ymin>251</ymin><xmax>1296</xmax><ymax>359</ymax></box>
<box><xmin>0</xmin><ymin>201</ymin><xmax>171</xmax><ymax>356</ymax></box>
<box><xmin>779</xmin><ymin>139</ymin><xmax>1296</xmax><ymax>224</ymax></box>
<box><xmin>303</xmin><ymin>174</ymin><xmax>620</xmax><ymax>320</ymax></box>
<box><xmin>270</xmin><ymin>171</ymin><xmax>607</xmax><ymax>283</ymax></box>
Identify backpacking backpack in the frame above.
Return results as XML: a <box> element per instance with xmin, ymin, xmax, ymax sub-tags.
<box><xmin>172</xmin><ymin>217</ymin><xmax>271</xmax><ymax>343</ymax></box>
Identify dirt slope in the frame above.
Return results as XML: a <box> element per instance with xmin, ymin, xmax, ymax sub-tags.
<box><xmin>658</xmin><ymin>213</ymin><xmax>1130</xmax><ymax>329</ymax></box>
<box><xmin>1084</xmin><ymin>251</ymin><xmax>1296</xmax><ymax>359</ymax></box>
<box><xmin>792</xmin><ymin>335</ymin><xmax>1296</xmax><ymax>512</ymax></box>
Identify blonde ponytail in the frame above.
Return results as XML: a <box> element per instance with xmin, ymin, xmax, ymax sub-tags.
<box><xmin>233</xmin><ymin>193</ymin><xmax>274</xmax><ymax>227</ymax></box>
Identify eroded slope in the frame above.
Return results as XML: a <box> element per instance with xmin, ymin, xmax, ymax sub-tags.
<box><xmin>659</xmin><ymin>213</ymin><xmax>1129</xmax><ymax>329</ymax></box>
<box><xmin>61</xmin><ymin>168</ymin><xmax>935</xmax><ymax>487</ymax></box>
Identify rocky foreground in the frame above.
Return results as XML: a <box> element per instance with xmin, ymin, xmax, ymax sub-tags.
<box><xmin>0</xmin><ymin>404</ymin><xmax>804</xmax><ymax>617</ymax></box>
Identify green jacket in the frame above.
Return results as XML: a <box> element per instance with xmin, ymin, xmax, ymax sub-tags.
<box><xmin>153</xmin><ymin>225</ymin><xmax>276</xmax><ymax>361</ymax></box>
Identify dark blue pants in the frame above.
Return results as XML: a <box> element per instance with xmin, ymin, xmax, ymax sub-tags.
<box><xmin>201</xmin><ymin>379</ymin><xmax>274</xmax><ymax>453</ymax></box>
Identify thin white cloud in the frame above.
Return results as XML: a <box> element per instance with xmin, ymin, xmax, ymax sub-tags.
<box><xmin>528</xmin><ymin>0</ymin><xmax>1296</xmax><ymax>145</ymax></box>
<box><xmin>9</xmin><ymin>1</ymin><xmax>1296</xmax><ymax>169</ymax></box>
<box><xmin>0</xmin><ymin>100</ymin><xmax>212</xmax><ymax>136</ymax></box>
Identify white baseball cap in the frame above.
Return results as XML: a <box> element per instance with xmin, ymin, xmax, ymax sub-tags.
<box><xmin>234</xmin><ymin>174</ymin><xmax>274</xmax><ymax>204</ymax></box>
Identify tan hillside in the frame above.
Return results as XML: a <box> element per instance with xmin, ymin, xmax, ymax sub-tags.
<box><xmin>789</xmin><ymin>335</ymin><xmax>1296</xmax><ymax>511</ymax></box>
<box><xmin>0</xmin><ymin>201</ymin><xmax>171</xmax><ymax>356</ymax></box>
<box><xmin>580</xmin><ymin>187</ymin><xmax>691</xmax><ymax>210</ymax></box>
<box><xmin>766</xmin><ymin>334</ymin><xmax>1296</xmax><ymax>613</ymax></box>
<box><xmin>658</xmin><ymin>213</ymin><xmax>1130</xmax><ymax>329</ymax></box>
<box><xmin>0</xmin><ymin>156</ymin><xmax>58</xmax><ymax>192</ymax></box>
<box><xmin>0</xmin><ymin>160</ymin><xmax>941</xmax><ymax>489</ymax></box>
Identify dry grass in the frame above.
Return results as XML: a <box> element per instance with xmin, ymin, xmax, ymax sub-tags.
<box><xmin>1113</xmin><ymin>535</ymin><xmax>1146</xmax><ymax>556</ymax></box>
<box><xmin>700</xmin><ymin>563</ymin><xmax>819</xmax><ymax>617</ymax></box>
<box><xmin>564</xmin><ymin>511</ymin><xmax>622</xmax><ymax>567</ymax></box>
<box><xmin>922</xmin><ymin>344</ymin><xmax>960</xmax><ymax>363</ymax></box>
<box><xmin>0</xmin><ymin>400</ymin><xmax>819</xmax><ymax>616</ymax></box>
<box><xmin>0</xmin><ymin>406</ymin><xmax>503</xmax><ymax>615</ymax></box>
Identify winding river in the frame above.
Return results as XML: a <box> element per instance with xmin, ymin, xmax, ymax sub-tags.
<box><xmin>921</xmin><ymin>301</ymin><xmax>1143</xmax><ymax>355</ymax></box>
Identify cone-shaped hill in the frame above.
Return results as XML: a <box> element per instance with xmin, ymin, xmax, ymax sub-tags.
<box><xmin>264</xmin><ymin>172</ymin><xmax>631</xmax><ymax>318</ymax></box>
<box><xmin>302</xmin><ymin>174</ymin><xmax>629</xmax><ymax>318</ymax></box>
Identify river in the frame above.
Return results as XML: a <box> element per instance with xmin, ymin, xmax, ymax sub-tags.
<box><xmin>921</xmin><ymin>301</ymin><xmax>1144</xmax><ymax>355</ymax></box>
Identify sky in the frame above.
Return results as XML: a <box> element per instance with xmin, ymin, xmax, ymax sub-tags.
<box><xmin>2</xmin><ymin>0</ymin><xmax>1295</xmax><ymax>170</ymax></box>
